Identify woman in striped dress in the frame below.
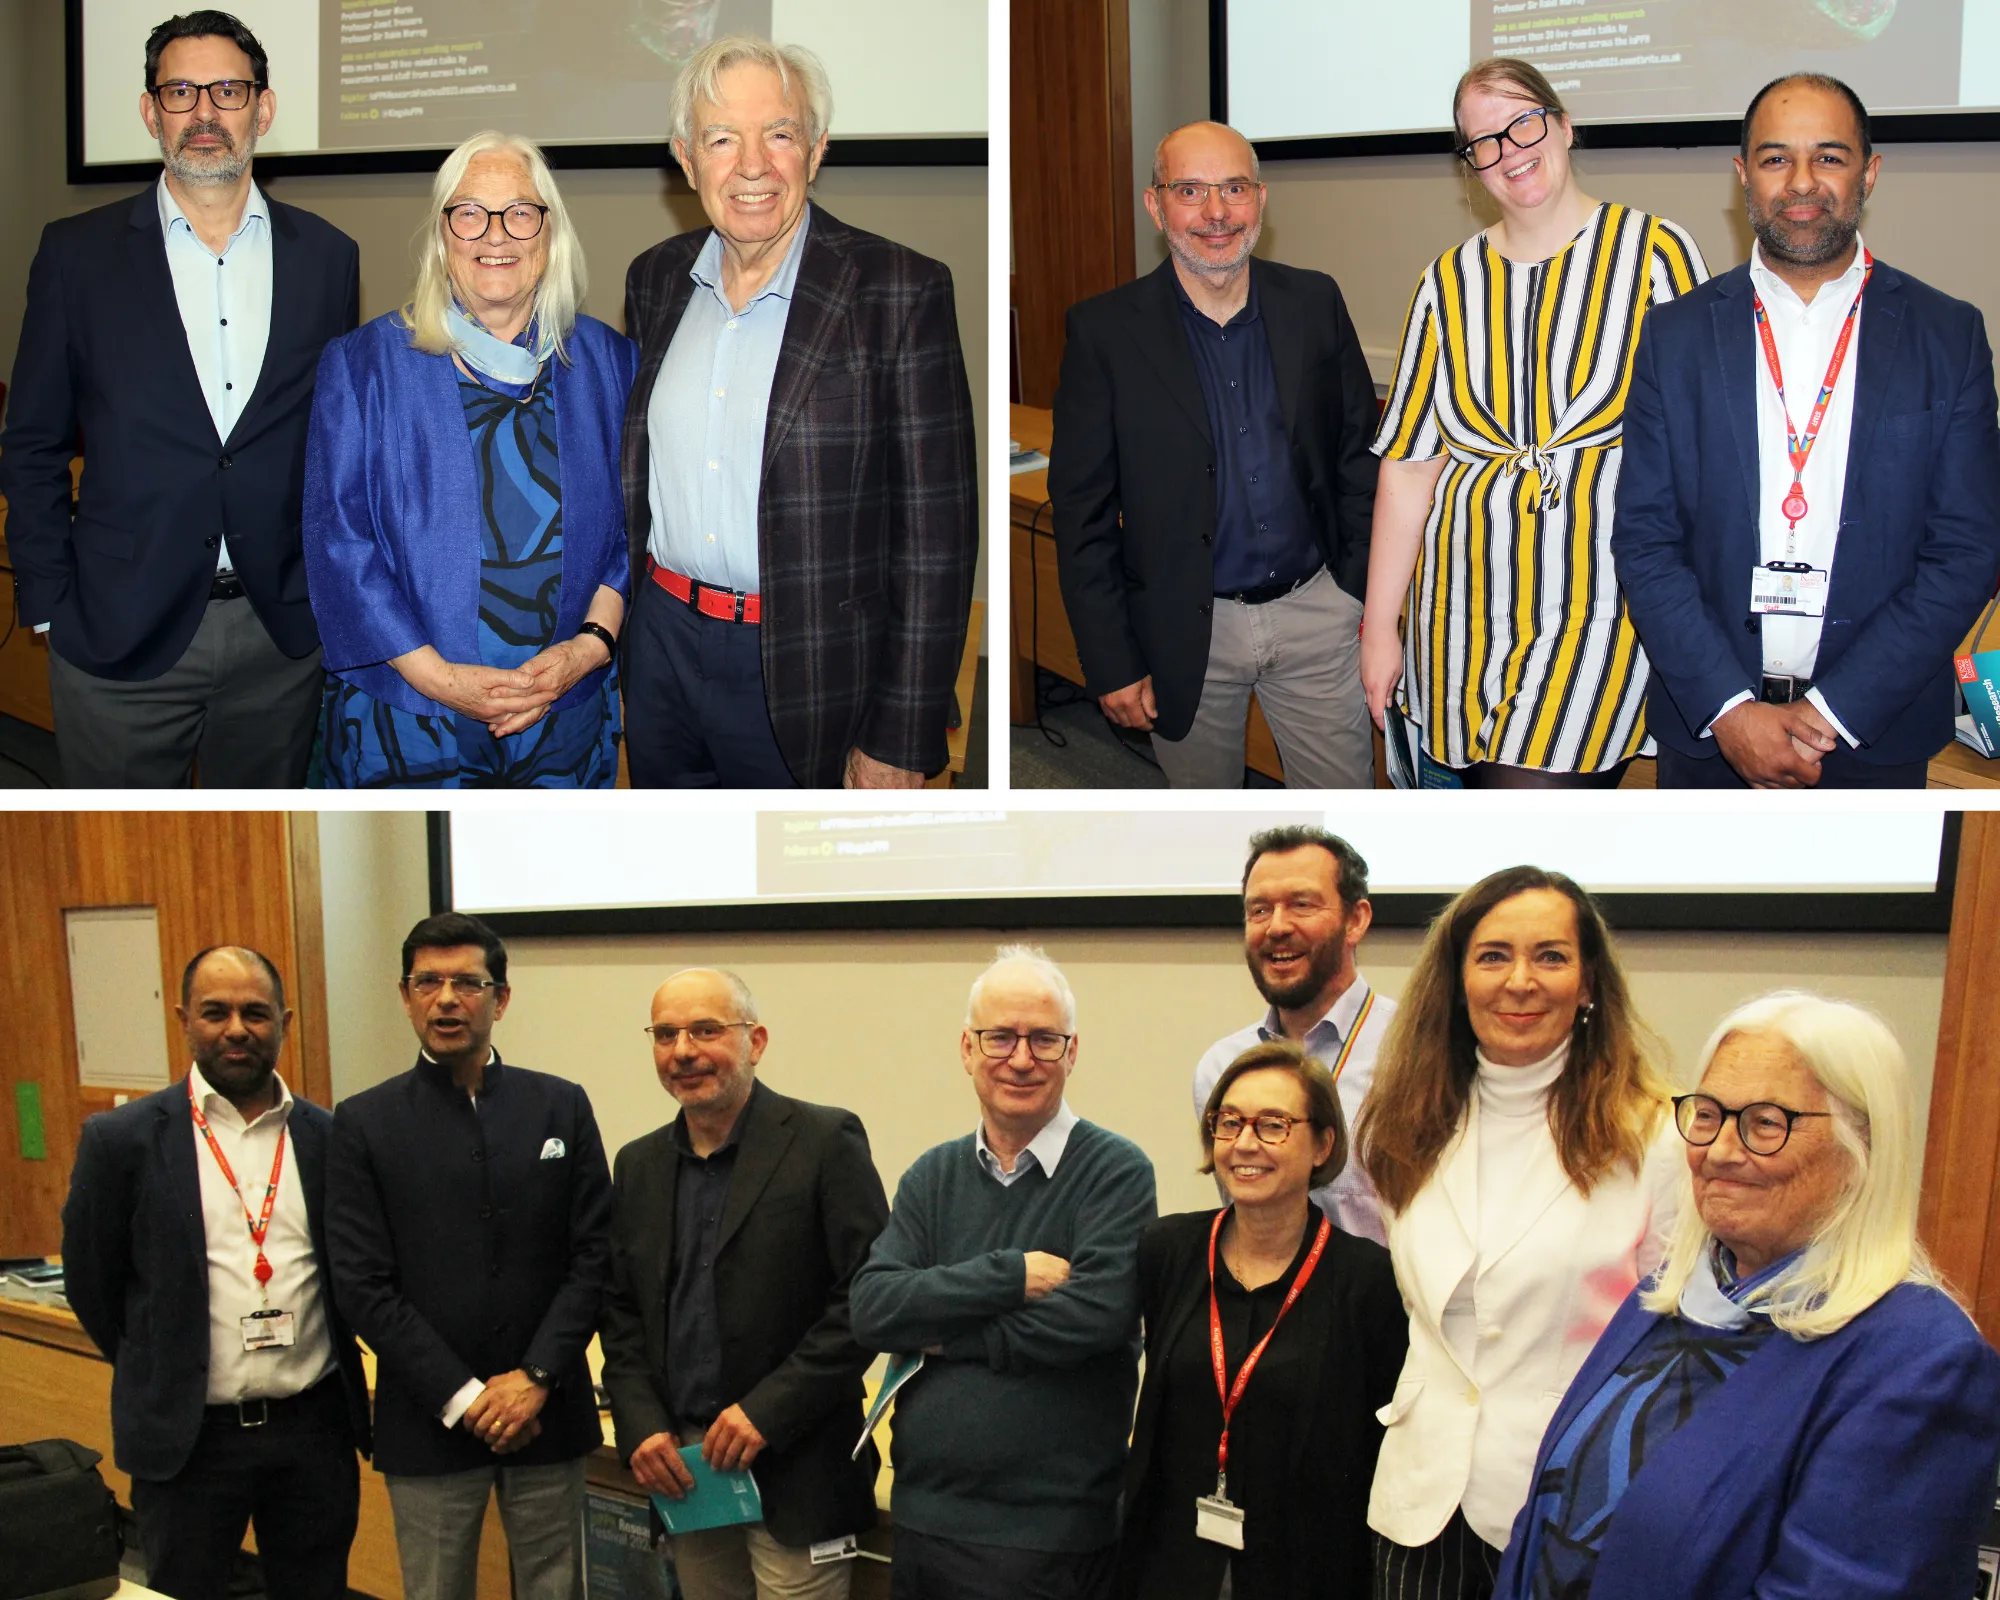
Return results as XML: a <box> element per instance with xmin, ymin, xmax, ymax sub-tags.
<box><xmin>1360</xmin><ymin>60</ymin><xmax>1707</xmax><ymax>788</ymax></box>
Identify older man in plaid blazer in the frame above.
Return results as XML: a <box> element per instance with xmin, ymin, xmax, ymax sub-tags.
<box><xmin>619</xmin><ymin>36</ymin><xmax>979</xmax><ymax>789</ymax></box>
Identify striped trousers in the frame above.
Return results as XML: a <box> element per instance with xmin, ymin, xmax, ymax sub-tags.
<box><xmin>1373</xmin><ymin>1508</ymin><xmax>1502</xmax><ymax>1600</ymax></box>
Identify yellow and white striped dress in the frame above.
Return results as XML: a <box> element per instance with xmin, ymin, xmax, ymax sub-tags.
<box><xmin>1374</xmin><ymin>203</ymin><xmax>1707</xmax><ymax>772</ymax></box>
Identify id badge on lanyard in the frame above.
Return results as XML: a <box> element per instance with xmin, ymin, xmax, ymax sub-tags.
<box><xmin>1749</xmin><ymin>560</ymin><xmax>1829</xmax><ymax>617</ymax></box>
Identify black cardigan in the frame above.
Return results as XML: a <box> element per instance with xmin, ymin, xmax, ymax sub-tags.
<box><xmin>1117</xmin><ymin>1208</ymin><xmax>1407</xmax><ymax>1600</ymax></box>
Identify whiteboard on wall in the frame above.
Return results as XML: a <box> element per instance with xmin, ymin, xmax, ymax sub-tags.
<box><xmin>66</xmin><ymin>907</ymin><xmax>172</xmax><ymax>1091</ymax></box>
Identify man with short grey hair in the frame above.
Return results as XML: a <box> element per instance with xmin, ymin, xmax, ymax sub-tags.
<box><xmin>619</xmin><ymin>34</ymin><xmax>978</xmax><ymax>789</ymax></box>
<box><xmin>851</xmin><ymin>947</ymin><xmax>1156</xmax><ymax>1600</ymax></box>
<box><xmin>1050</xmin><ymin>119</ymin><xmax>1380</xmax><ymax>788</ymax></box>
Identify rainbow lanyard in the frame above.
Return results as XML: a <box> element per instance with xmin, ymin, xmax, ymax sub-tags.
<box><xmin>1327</xmin><ymin>987</ymin><xmax>1376</xmax><ymax>1083</ymax></box>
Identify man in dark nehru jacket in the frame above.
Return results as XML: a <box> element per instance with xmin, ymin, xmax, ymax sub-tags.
<box><xmin>327</xmin><ymin>911</ymin><xmax>611</xmax><ymax>1600</ymax></box>
<box><xmin>62</xmin><ymin>945</ymin><xmax>371</xmax><ymax>1600</ymax></box>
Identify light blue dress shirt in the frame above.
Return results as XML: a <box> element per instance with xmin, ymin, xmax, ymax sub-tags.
<box><xmin>974</xmin><ymin>1098</ymin><xmax>1080</xmax><ymax>1187</ymax></box>
<box><xmin>158</xmin><ymin>175</ymin><xmax>272</xmax><ymax>574</ymax></box>
<box><xmin>643</xmin><ymin>204</ymin><xmax>812</xmax><ymax>594</ymax></box>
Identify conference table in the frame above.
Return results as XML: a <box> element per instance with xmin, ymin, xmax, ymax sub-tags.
<box><xmin>1008</xmin><ymin>402</ymin><xmax>2000</xmax><ymax>789</ymax></box>
<box><xmin>0</xmin><ymin>1293</ymin><xmax>893</xmax><ymax>1599</ymax></box>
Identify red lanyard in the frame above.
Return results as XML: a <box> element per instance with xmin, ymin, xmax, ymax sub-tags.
<box><xmin>1328</xmin><ymin>989</ymin><xmax>1374</xmax><ymax>1083</ymax></box>
<box><xmin>1751</xmin><ymin>250</ymin><xmax>1872</xmax><ymax>532</ymax></box>
<box><xmin>187</xmin><ymin>1074</ymin><xmax>287</xmax><ymax>1292</ymax></box>
<box><xmin>1206</xmin><ymin>1207</ymin><xmax>1331</xmax><ymax>1496</ymax></box>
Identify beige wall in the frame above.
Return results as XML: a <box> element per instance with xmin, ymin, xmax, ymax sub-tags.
<box><xmin>317</xmin><ymin>812</ymin><xmax>1948</xmax><ymax>1220</ymax></box>
<box><xmin>1131</xmin><ymin>0</ymin><xmax>2000</xmax><ymax>382</ymax></box>
<box><xmin>0</xmin><ymin>5</ymin><xmax>989</xmax><ymax>604</ymax></box>
<box><xmin>314</xmin><ymin>810</ymin><xmax>434</xmax><ymax>1104</ymax></box>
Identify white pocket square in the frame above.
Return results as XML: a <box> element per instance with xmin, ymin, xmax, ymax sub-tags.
<box><xmin>539</xmin><ymin>1138</ymin><xmax>566</xmax><ymax>1160</ymax></box>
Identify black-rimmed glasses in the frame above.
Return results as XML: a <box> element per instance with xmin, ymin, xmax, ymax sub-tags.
<box><xmin>643</xmin><ymin>1021</ymin><xmax>753</xmax><ymax>1046</ymax></box>
<box><xmin>444</xmin><ymin>202</ymin><xmax>550</xmax><ymax>242</ymax></box>
<box><xmin>1205</xmin><ymin>1111</ymin><xmax>1304</xmax><ymax>1146</ymax></box>
<box><xmin>150</xmin><ymin>79</ymin><xmax>262</xmax><ymax>113</ymax></box>
<box><xmin>1154</xmin><ymin>179</ymin><xmax>1260</xmax><ymax>208</ymax></box>
<box><xmin>1457</xmin><ymin>107</ymin><xmax>1558</xmax><ymax>171</ymax></box>
<box><xmin>405</xmin><ymin>974</ymin><xmax>500</xmax><ymax>999</ymax></box>
<box><xmin>970</xmin><ymin>1028</ymin><xmax>1073</xmax><ymax>1062</ymax></box>
<box><xmin>1673</xmin><ymin>1092</ymin><xmax>1832</xmax><ymax>1156</ymax></box>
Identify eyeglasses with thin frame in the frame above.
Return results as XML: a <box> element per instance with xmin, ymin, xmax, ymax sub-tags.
<box><xmin>1457</xmin><ymin>106</ymin><xmax>1559</xmax><ymax>171</ymax></box>
<box><xmin>444</xmin><ymin>202</ymin><xmax>550</xmax><ymax>242</ymax></box>
<box><xmin>970</xmin><ymin>1028</ymin><xmax>1073</xmax><ymax>1062</ymax></box>
<box><xmin>405</xmin><ymin>973</ymin><xmax>501</xmax><ymax>999</ymax></box>
<box><xmin>1672</xmin><ymin>1092</ymin><xmax>1832</xmax><ymax>1156</ymax></box>
<box><xmin>1205</xmin><ymin>1110</ymin><xmax>1305</xmax><ymax>1146</ymax></box>
<box><xmin>643</xmin><ymin>1021</ymin><xmax>754</xmax><ymax>1046</ymax></box>
<box><xmin>150</xmin><ymin>79</ymin><xmax>263</xmax><ymax>114</ymax></box>
<box><xmin>1154</xmin><ymin>179</ymin><xmax>1260</xmax><ymax>209</ymax></box>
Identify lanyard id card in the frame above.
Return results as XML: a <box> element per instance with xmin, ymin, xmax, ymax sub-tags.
<box><xmin>241</xmin><ymin>1308</ymin><xmax>296</xmax><ymax>1351</ymax></box>
<box><xmin>1750</xmin><ymin>561</ymin><xmax>1828</xmax><ymax>617</ymax></box>
<box><xmin>1196</xmin><ymin>1491</ymin><xmax>1246</xmax><ymax>1549</ymax></box>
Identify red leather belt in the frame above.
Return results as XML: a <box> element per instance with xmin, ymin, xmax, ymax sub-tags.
<box><xmin>648</xmin><ymin>559</ymin><xmax>761</xmax><ymax>624</ymax></box>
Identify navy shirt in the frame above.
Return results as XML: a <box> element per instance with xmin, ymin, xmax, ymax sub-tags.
<box><xmin>665</xmin><ymin>1085</ymin><xmax>757</xmax><ymax>1424</ymax></box>
<box><xmin>1172</xmin><ymin>270</ymin><xmax>1321</xmax><ymax>594</ymax></box>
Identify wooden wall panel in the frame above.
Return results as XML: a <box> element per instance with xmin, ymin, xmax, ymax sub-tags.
<box><xmin>1011</xmin><ymin>0</ymin><xmax>1134</xmax><ymax>408</ymax></box>
<box><xmin>0</xmin><ymin>813</ymin><xmax>324</xmax><ymax>1257</ymax></box>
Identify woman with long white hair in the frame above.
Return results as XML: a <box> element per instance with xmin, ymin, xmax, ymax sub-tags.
<box><xmin>1493</xmin><ymin>992</ymin><xmax>2000</xmax><ymax>1599</ymax></box>
<box><xmin>303</xmin><ymin>131</ymin><xmax>635</xmax><ymax>786</ymax></box>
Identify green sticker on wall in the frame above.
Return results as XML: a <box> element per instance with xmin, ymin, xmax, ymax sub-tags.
<box><xmin>15</xmin><ymin>1083</ymin><xmax>46</xmax><ymax>1160</ymax></box>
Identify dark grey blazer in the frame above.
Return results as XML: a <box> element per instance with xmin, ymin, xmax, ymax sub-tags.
<box><xmin>599</xmin><ymin>1082</ymin><xmax>889</xmax><ymax>1547</ymax></box>
<box><xmin>619</xmin><ymin>206</ymin><xmax>979</xmax><ymax>785</ymax></box>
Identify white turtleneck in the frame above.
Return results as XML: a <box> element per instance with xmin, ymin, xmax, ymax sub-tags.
<box><xmin>1439</xmin><ymin>1041</ymin><xmax>1569</xmax><ymax>1374</ymax></box>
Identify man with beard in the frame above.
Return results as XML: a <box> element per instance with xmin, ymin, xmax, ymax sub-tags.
<box><xmin>61</xmin><ymin>947</ymin><xmax>371</xmax><ymax>1600</ymax></box>
<box><xmin>1192</xmin><ymin>826</ymin><xmax>1392</xmax><ymax>1244</ymax></box>
<box><xmin>1048</xmin><ymin>120</ymin><xmax>1379</xmax><ymax>787</ymax></box>
<box><xmin>0</xmin><ymin>10</ymin><xmax>357</xmax><ymax>787</ymax></box>
<box><xmin>600</xmin><ymin>968</ymin><xmax>889</xmax><ymax>1599</ymax></box>
<box><xmin>1614</xmin><ymin>73</ymin><xmax>2000</xmax><ymax>787</ymax></box>
<box><xmin>326</xmin><ymin>913</ymin><xmax>611</xmax><ymax>1600</ymax></box>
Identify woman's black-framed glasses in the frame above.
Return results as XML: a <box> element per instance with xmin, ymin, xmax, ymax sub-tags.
<box><xmin>1205</xmin><ymin>1111</ymin><xmax>1302</xmax><ymax>1146</ymax></box>
<box><xmin>970</xmin><ymin>1028</ymin><xmax>1073</xmax><ymax>1062</ymax></box>
<box><xmin>444</xmin><ymin>202</ymin><xmax>550</xmax><ymax>242</ymax></box>
<box><xmin>150</xmin><ymin>79</ymin><xmax>262</xmax><ymax>113</ymax></box>
<box><xmin>1672</xmin><ymin>1092</ymin><xmax>1831</xmax><ymax>1156</ymax></box>
<box><xmin>1457</xmin><ymin>106</ymin><xmax>1558</xmax><ymax>171</ymax></box>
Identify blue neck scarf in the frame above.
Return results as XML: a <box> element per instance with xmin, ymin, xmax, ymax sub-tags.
<box><xmin>445</xmin><ymin>301</ymin><xmax>541</xmax><ymax>384</ymax></box>
<box><xmin>1680</xmin><ymin>1241</ymin><xmax>1806</xmax><ymax>1329</ymax></box>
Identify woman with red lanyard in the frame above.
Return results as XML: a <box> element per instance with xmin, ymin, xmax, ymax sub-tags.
<box><xmin>1117</xmin><ymin>1039</ymin><xmax>1407</xmax><ymax>1600</ymax></box>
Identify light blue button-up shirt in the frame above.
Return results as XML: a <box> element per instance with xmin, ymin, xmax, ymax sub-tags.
<box><xmin>158</xmin><ymin>175</ymin><xmax>272</xmax><ymax>575</ymax></box>
<box><xmin>974</xmin><ymin>1098</ymin><xmax>1080</xmax><ymax>1187</ymax></box>
<box><xmin>643</xmin><ymin>205</ymin><xmax>812</xmax><ymax>594</ymax></box>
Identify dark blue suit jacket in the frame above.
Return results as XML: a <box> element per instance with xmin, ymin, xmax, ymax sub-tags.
<box><xmin>0</xmin><ymin>186</ymin><xmax>359</xmax><ymax>679</ymax></box>
<box><xmin>301</xmin><ymin>311</ymin><xmax>637</xmax><ymax>718</ymax></box>
<box><xmin>1613</xmin><ymin>258</ymin><xmax>2000</xmax><ymax>765</ymax></box>
<box><xmin>58</xmin><ymin>1078</ymin><xmax>372</xmax><ymax>1482</ymax></box>
<box><xmin>1493</xmin><ymin>1281</ymin><xmax>2000</xmax><ymax>1600</ymax></box>
<box><xmin>326</xmin><ymin>1054</ymin><xmax>612</xmax><ymax>1475</ymax></box>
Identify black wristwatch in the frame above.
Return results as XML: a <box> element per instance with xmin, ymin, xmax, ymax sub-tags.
<box><xmin>575</xmin><ymin>621</ymin><xmax>617</xmax><ymax>660</ymax></box>
<box><xmin>522</xmin><ymin>1363</ymin><xmax>555</xmax><ymax>1389</ymax></box>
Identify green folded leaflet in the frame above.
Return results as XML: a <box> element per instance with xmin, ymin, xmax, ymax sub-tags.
<box><xmin>649</xmin><ymin>1448</ymin><xmax>764</xmax><ymax>1536</ymax></box>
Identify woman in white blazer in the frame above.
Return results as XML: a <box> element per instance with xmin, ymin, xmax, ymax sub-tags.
<box><xmin>1354</xmin><ymin>866</ymin><xmax>1681</xmax><ymax>1600</ymax></box>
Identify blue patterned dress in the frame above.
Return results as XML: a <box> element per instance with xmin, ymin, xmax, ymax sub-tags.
<box><xmin>319</xmin><ymin>364</ymin><xmax>619</xmax><ymax>787</ymax></box>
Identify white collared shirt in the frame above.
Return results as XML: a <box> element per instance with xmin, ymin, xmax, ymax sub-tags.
<box><xmin>186</xmin><ymin>1063</ymin><xmax>336</xmax><ymax>1404</ymax></box>
<box><xmin>1709</xmin><ymin>238</ymin><xmax>1870</xmax><ymax>743</ymax></box>
<box><xmin>157</xmin><ymin>176</ymin><xmax>273</xmax><ymax>576</ymax></box>
<box><xmin>975</xmin><ymin>1098</ymin><xmax>1080</xmax><ymax>1187</ymax></box>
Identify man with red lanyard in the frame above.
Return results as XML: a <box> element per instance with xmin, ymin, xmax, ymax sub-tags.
<box><xmin>61</xmin><ymin>946</ymin><xmax>371</xmax><ymax>1600</ymax></box>
<box><xmin>1614</xmin><ymin>72</ymin><xmax>2000</xmax><ymax>787</ymax></box>
<box><xmin>1193</xmin><ymin>826</ymin><xmax>1395</xmax><ymax>1244</ymax></box>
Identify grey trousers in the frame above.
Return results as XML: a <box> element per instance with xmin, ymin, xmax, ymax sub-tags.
<box><xmin>46</xmin><ymin>594</ymin><xmax>322</xmax><ymax>788</ymax></box>
<box><xmin>671</xmin><ymin>1521</ymin><xmax>854</xmax><ymax>1600</ymax></box>
<box><xmin>1151</xmin><ymin>567</ymin><xmax>1373</xmax><ymax>789</ymax></box>
<box><xmin>384</xmin><ymin>1458</ymin><xmax>586</xmax><ymax>1600</ymax></box>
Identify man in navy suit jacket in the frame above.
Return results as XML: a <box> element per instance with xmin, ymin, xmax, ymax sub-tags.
<box><xmin>0</xmin><ymin>12</ymin><xmax>357</xmax><ymax>788</ymax></box>
<box><xmin>1614</xmin><ymin>74</ymin><xmax>2000</xmax><ymax>787</ymax></box>
<box><xmin>61</xmin><ymin>946</ymin><xmax>371</xmax><ymax>1600</ymax></box>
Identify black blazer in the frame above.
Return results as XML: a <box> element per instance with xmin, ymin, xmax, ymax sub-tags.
<box><xmin>59</xmin><ymin>1078</ymin><xmax>372</xmax><ymax>1482</ymax></box>
<box><xmin>325</xmin><ymin>1055</ymin><xmax>612</xmax><ymax>1475</ymax></box>
<box><xmin>1117</xmin><ymin>1209</ymin><xmax>1407</xmax><ymax>1600</ymax></box>
<box><xmin>0</xmin><ymin>185</ymin><xmax>359</xmax><ymax>679</ymax></box>
<box><xmin>599</xmin><ymin>1083</ymin><xmax>889</xmax><ymax>1547</ymax></box>
<box><xmin>1049</xmin><ymin>258</ymin><xmax>1380</xmax><ymax>741</ymax></box>
<box><xmin>619</xmin><ymin>207</ymin><xmax>979</xmax><ymax>785</ymax></box>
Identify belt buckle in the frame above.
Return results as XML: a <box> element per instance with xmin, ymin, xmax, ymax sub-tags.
<box><xmin>235</xmin><ymin>1397</ymin><xmax>267</xmax><ymax>1428</ymax></box>
<box><xmin>1761</xmin><ymin>674</ymin><xmax>1801</xmax><ymax>705</ymax></box>
<box><xmin>731</xmin><ymin>592</ymin><xmax>745</xmax><ymax>623</ymax></box>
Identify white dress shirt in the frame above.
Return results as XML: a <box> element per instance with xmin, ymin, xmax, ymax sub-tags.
<box><xmin>1192</xmin><ymin>975</ymin><xmax>1395</xmax><ymax>1245</ymax></box>
<box><xmin>975</xmin><ymin>1098</ymin><xmax>1080</xmax><ymax>1186</ymax></box>
<box><xmin>158</xmin><ymin>175</ymin><xmax>273</xmax><ymax>577</ymax></box>
<box><xmin>1709</xmin><ymin>238</ymin><xmax>1870</xmax><ymax>743</ymax></box>
<box><xmin>187</xmin><ymin>1063</ymin><xmax>335</xmax><ymax>1404</ymax></box>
